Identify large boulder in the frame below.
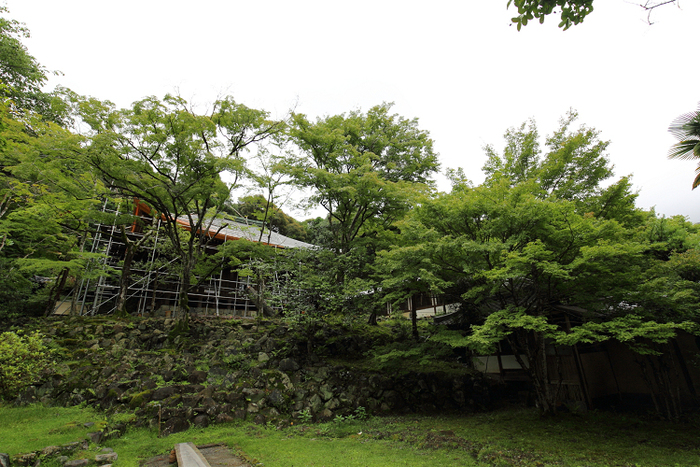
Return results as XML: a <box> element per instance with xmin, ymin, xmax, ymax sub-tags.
<box><xmin>192</xmin><ymin>414</ymin><xmax>209</xmax><ymax>428</ymax></box>
<box><xmin>161</xmin><ymin>417</ymin><xmax>189</xmax><ymax>436</ymax></box>
<box><xmin>278</xmin><ymin>358</ymin><xmax>299</xmax><ymax>372</ymax></box>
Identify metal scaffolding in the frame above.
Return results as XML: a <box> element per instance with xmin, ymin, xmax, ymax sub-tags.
<box><xmin>54</xmin><ymin>204</ymin><xmax>262</xmax><ymax>318</ymax></box>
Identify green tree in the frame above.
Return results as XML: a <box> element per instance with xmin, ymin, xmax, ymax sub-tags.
<box><xmin>482</xmin><ymin>110</ymin><xmax>641</xmax><ymax>225</ymax></box>
<box><xmin>482</xmin><ymin>118</ymin><xmax>541</xmax><ymax>185</ymax></box>
<box><xmin>0</xmin><ymin>9</ymin><xmax>99</xmax><ymax>317</ymax></box>
<box><xmin>0</xmin><ymin>100</ymin><xmax>106</xmax><ymax>318</ymax></box>
<box><xmin>379</xmin><ymin>115</ymin><xmax>696</xmax><ymax>416</ymax></box>
<box><xmin>506</xmin><ymin>0</ymin><xmax>677</xmax><ymax>30</ymax></box>
<box><xmin>382</xmin><ymin>180</ymin><xmax>697</xmax><ymax>415</ymax></box>
<box><xmin>78</xmin><ymin>94</ymin><xmax>283</xmax><ymax>318</ymax></box>
<box><xmin>668</xmin><ymin>103</ymin><xmax>700</xmax><ymax>189</ymax></box>
<box><xmin>0</xmin><ymin>7</ymin><xmax>66</xmax><ymax>123</ymax></box>
<box><xmin>288</xmin><ymin>102</ymin><xmax>439</xmax><ymax>255</ymax></box>
<box><xmin>287</xmin><ymin>103</ymin><xmax>438</xmax><ymax>320</ymax></box>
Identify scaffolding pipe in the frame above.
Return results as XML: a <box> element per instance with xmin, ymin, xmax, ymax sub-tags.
<box><xmin>76</xmin><ymin>197</ymin><xmax>111</xmax><ymax>315</ymax></box>
<box><xmin>89</xmin><ymin>202</ymin><xmax>121</xmax><ymax>315</ymax></box>
<box><xmin>71</xmin><ymin>203</ymin><xmax>269</xmax><ymax>318</ymax></box>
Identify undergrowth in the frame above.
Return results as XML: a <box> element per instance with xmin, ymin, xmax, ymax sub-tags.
<box><xmin>3</xmin><ymin>404</ymin><xmax>700</xmax><ymax>467</ymax></box>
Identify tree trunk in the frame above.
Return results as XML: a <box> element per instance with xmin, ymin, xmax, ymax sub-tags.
<box><xmin>116</xmin><ymin>226</ymin><xmax>153</xmax><ymax>317</ymax></box>
<box><xmin>411</xmin><ymin>296</ymin><xmax>419</xmax><ymax>341</ymax></box>
<box><xmin>245</xmin><ymin>285</ymin><xmax>276</xmax><ymax>317</ymax></box>
<box><xmin>536</xmin><ymin>333</ymin><xmax>557</xmax><ymax>415</ymax></box>
<box><xmin>176</xmin><ymin>256</ymin><xmax>192</xmax><ymax>329</ymax></box>
<box><xmin>115</xmin><ymin>243</ymin><xmax>135</xmax><ymax>317</ymax></box>
<box><xmin>367</xmin><ymin>311</ymin><xmax>378</xmax><ymax>325</ymax></box>
<box><xmin>509</xmin><ymin>330</ymin><xmax>558</xmax><ymax>416</ymax></box>
<box><xmin>44</xmin><ymin>268</ymin><xmax>69</xmax><ymax>317</ymax></box>
<box><xmin>69</xmin><ymin>280</ymin><xmax>80</xmax><ymax>316</ymax></box>
<box><xmin>636</xmin><ymin>345</ymin><xmax>684</xmax><ymax>421</ymax></box>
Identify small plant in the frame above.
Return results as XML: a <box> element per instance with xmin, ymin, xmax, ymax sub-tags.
<box><xmin>153</xmin><ymin>375</ymin><xmax>167</xmax><ymax>387</ymax></box>
<box><xmin>195</xmin><ymin>360</ymin><xmax>210</xmax><ymax>371</ymax></box>
<box><xmin>298</xmin><ymin>408</ymin><xmax>313</xmax><ymax>424</ymax></box>
<box><xmin>222</xmin><ymin>353</ymin><xmax>245</xmax><ymax>367</ymax></box>
<box><xmin>354</xmin><ymin>406</ymin><xmax>368</xmax><ymax>420</ymax></box>
<box><xmin>333</xmin><ymin>414</ymin><xmax>351</xmax><ymax>423</ymax></box>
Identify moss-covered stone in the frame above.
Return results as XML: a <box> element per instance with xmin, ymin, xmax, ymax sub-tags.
<box><xmin>9</xmin><ymin>316</ymin><xmax>493</xmax><ymax>433</ymax></box>
<box><xmin>128</xmin><ymin>389</ymin><xmax>152</xmax><ymax>408</ymax></box>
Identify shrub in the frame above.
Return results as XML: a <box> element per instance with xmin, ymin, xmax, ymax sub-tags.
<box><xmin>0</xmin><ymin>331</ymin><xmax>53</xmax><ymax>400</ymax></box>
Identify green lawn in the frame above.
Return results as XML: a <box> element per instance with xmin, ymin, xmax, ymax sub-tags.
<box><xmin>0</xmin><ymin>404</ymin><xmax>104</xmax><ymax>456</ymax></box>
<box><xmin>2</xmin><ymin>404</ymin><xmax>700</xmax><ymax>467</ymax></box>
<box><xmin>231</xmin><ymin>433</ymin><xmax>479</xmax><ymax>467</ymax></box>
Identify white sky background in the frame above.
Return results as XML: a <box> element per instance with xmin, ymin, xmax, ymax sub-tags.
<box><xmin>7</xmin><ymin>0</ymin><xmax>700</xmax><ymax>221</ymax></box>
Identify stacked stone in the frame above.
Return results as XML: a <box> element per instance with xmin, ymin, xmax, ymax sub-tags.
<box><xmin>12</xmin><ymin>317</ymin><xmax>492</xmax><ymax>435</ymax></box>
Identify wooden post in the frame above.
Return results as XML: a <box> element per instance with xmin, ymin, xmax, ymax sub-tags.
<box><xmin>411</xmin><ymin>295</ymin><xmax>418</xmax><ymax>341</ymax></box>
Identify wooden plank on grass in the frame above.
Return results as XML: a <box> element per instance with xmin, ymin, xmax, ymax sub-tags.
<box><xmin>174</xmin><ymin>442</ymin><xmax>211</xmax><ymax>467</ymax></box>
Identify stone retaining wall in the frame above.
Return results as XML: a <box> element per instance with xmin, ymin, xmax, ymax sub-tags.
<box><xmin>13</xmin><ymin>317</ymin><xmax>492</xmax><ymax>435</ymax></box>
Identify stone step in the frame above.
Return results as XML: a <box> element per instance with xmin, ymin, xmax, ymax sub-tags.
<box><xmin>174</xmin><ymin>443</ymin><xmax>211</xmax><ymax>467</ymax></box>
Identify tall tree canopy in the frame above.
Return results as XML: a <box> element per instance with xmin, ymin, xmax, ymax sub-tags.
<box><xmin>482</xmin><ymin>111</ymin><xmax>640</xmax><ymax>225</ymax></box>
<box><xmin>0</xmin><ymin>100</ymin><xmax>105</xmax><ymax>317</ymax></box>
<box><xmin>0</xmin><ymin>7</ymin><xmax>65</xmax><ymax>123</ymax></box>
<box><xmin>0</xmin><ymin>9</ymin><xmax>104</xmax><ymax>318</ymax></box>
<box><xmin>288</xmin><ymin>102</ymin><xmax>439</xmax><ymax>255</ymax></box>
<box><xmin>285</xmin><ymin>103</ymin><xmax>439</xmax><ymax>320</ymax></box>
<box><xmin>379</xmin><ymin>113</ymin><xmax>697</xmax><ymax>415</ymax></box>
<box><xmin>77</xmin><ymin>94</ymin><xmax>283</xmax><ymax>316</ymax></box>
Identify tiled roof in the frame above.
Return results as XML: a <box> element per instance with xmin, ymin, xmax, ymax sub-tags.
<box><xmin>179</xmin><ymin>215</ymin><xmax>315</xmax><ymax>249</ymax></box>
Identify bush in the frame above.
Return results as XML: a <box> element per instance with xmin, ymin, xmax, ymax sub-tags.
<box><xmin>0</xmin><ymin>330</ymin><xmax>53</xmax><ymax>400</ymax></box>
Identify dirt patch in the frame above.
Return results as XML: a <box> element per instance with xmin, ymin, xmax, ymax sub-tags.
<box><xmin>141</xmin><ymin>444</ymin><xmax>251</xmax><ymax>467</ymax></box>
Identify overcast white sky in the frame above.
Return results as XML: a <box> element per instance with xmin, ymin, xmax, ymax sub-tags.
<box><xmin>7</xmin><ymin>0</ymin><xmax>700</xmax><ymax>221</ymax></box>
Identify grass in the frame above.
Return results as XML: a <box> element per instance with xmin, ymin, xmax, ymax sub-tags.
<box><xmin>102</xmin><ymin>422</ymin><xmax>482</xmax><ymax>467</ymax></box>
<box><xmin>2</xmin><ymin>404</ymin><xmax>700</xmax><ymax>466</ymax></box>
<box><xmin>232</xmin><ymin>435</ymin><xmax>474</xmax><ymax>466</ymax></box>
<box><xmin>0</xmin><ymin>403</ymin><xmax>104</xmax><ymax>455</ymax></box>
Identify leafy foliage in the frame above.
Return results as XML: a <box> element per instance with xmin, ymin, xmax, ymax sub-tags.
<box><xmin>507</xmin><ymin>0</ymin><xmax>680</xmax><ymax>30</ymax></box>
<box><xmin>286</xmin><ymin>103</ymin><xmax>439</xmax><ymax>321</ymax></box>
<box><xmin>667</xmin><ymin>102</ymin><xmax>700</xmax><ymax>189</ymax></box>
<box><xmin>370</xmin><ymin>340</ymin><xmax>458</xmax><ymax>374</ymax></box>
<box><xmin>0</xmin><ymin>8</ymin><xmax>67</xmax><ymax>123</ymax></box>
<box><xmin>380</xmin><ymin>112</ymin><xmax>700</xmax><ymax>415</ymax></box>
<box><xmin>0</xmin><ymin>98</ymin><xmax>106</xmax><ymax>318</ymax></box>
<box><xmin>507</xmin><ymin>0</ymin><xmax>594</xmax><ymax>30</ymax></box>
<box><xmin>288</xmin><ymin>102</ymin><xmax>439</xmax><ymax>255</ymax></box>
<box><xmin>0</xmin><ymin>330</ymin><xmax>53</xmax><ymax>400</ymax></box>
